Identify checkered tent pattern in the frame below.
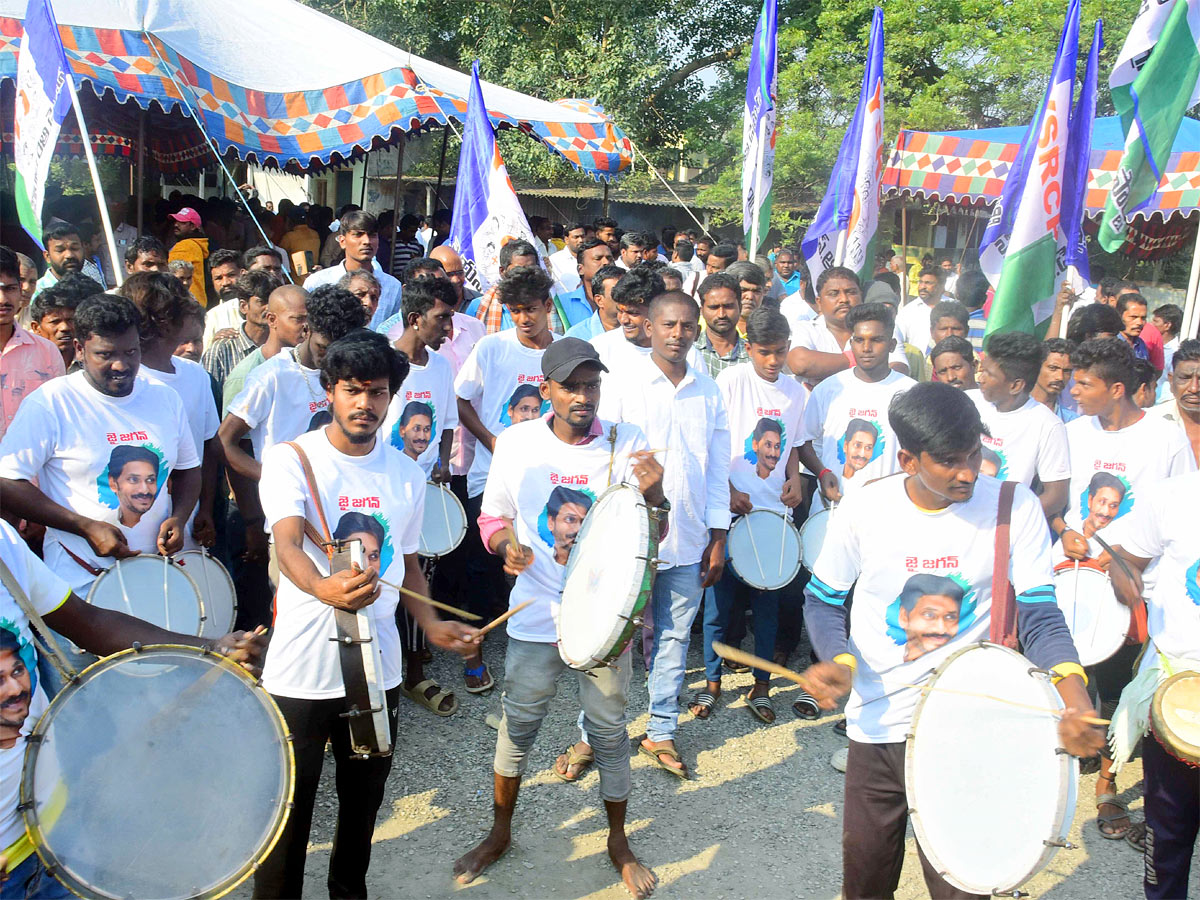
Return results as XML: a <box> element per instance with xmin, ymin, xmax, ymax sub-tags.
<box><xmin>0</xmin><ymin>17</ymin><xmax>632</xmax><ymax>179</ymax></box>
<box><xmin>883</xmin><ymin>128</ymin><xmax>1200</xmax><ymax>223</ymax></box>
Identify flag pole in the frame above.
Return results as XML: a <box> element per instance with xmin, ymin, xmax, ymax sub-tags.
<box><xmin>1183</xmin><ymin>226</ymin><xmax>1200</xmax><ymax>339</ymax></box>
<box><xmin>749</xmin><ymin>116</ymin><xmax>767</xmax><ymax>262</ymax></box>
<box><xmin>62</xmin><ymin>78</ymin><xmax>123</xmax><ymax>288</ymax></box>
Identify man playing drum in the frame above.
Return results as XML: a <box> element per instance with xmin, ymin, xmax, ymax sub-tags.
<box><xmin>0</xmin><ymin>518</ymin><xmax>265</xmax><ymax>899</ymax></box>
<box><xmin>254</xmin><ymin>331</ymin><xmax>480</xmax><ymax>898</ymax></box>
<box><xmin>800</xmin><ymin>382</ymin><xmax>1105</xmax><ymax>899</ymax></box>
<box><xmin>696</xmin><ymin>307</ymin><xmax>807</xmax><ymax>724</ymax></box>
<box><xmin>453</xmin><ymin>338</ymin><xmax>666</xmax><ymax>899</ymax></box>
<box><xmin>1107</xmin><ymin>469</ymin><xmax>1200</xmax><ymax>900</ymax></box>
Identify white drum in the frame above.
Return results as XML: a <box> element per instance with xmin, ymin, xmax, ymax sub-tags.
<box><xmin>21</xmin><ymin>645</ymin><xmax>294</xmax><ymax>900</ymax></box>
<box><xmin>176</xmin><ymin>550</ymin><xmax>237</xmax><ymax>638</ymax></box>
<box><xmin>727</xmin><ymin>510</ymin><xmax>801</xmax><ymax>591</ymax></box>
<box><xmin>418</xmin><ymin>482</ymin><xmax>468</xmax><ymax>558</ymax></box>
<box><xmin>799</xmin><ymin>506</ymin><xmax>832</xmax><ymax>571</ymax></box>
<box><xmin>1053</xmin><ymin>560</ymin><xmax>1131</xmax><ymax>666</ymax></box>
<box><xmin>86</xmin><ymin>555</ymin><xmax>204</xmax><ymax>637</ymax></box>
<box><xmin>906</xmin><ymin>642</ymin><xmax>1077</xmax><ymax>896</ymax></box>
<box><xmin>558</xmin><ymin>484</ymin><xmax>659</xmax><ymax>670</ymax></box>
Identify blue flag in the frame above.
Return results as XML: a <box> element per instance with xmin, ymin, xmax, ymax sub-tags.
<box><xmin>14</xmin><ymin>0</ymin><xmax>73</xmax><ymax>245</ymax></box>
<box><xmin>447</xmin><ymin>61</ymin><xmax>537</xmax><ymax>293</ymax></box>
<box><xmin>1063</xmin><ymin>20</ymin><xmax>1102</xmax><ymax>282</ymax></box>
<box><xmin>800</xmin><ymin>7</ymin><xmax>885</xmax><ymax>284</ymax></box>
<box><xmin>741</xmin><ymin>0</ymin><xmax>778</xmax><ymax>256</ymax></box>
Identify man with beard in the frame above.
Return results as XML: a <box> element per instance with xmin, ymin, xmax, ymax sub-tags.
<box><xmin>565</xmin><ymin>265</ymin><xmax>623</xmax><ymax>341</ymax></box>
<box><xmin>1116</xmin><ymin>292</ymin><xmax>1151</xmax><ymax>363</ymax></box>
<box><xmin>695</xmin><ymin>273</ymin><xmax>749</xmax><ymax>379</ymax></box>
<box><xmin>1032</xmin><ymin>338</ymin><xmax>1078</xmax><ymax>423</ymax></box>
<box><xmin>254</xmin><ymin>330</ymin><xmax>480</xmax><ymax>898</ymax></box>
<box><xmin>167</xmin><ymin>209</ymin><xmax>211</xmax><ymax>306</ymax></box>
<box><xmin>1151</xmin><ymin>339</ymin><xmax>1200</xmax><ymax>464</ymax></box>
<box><xmin>199</xmin><ymin>249</ymin><xmax>246</xmax><ymax>347</ymax></box>
<box><xmin>32</xmin><ymin>222</ymin><xmax>89</xmax><ymax>300</ymax></box>
<box><xmin>304</xmin><ymin>210</ymin><xmax>401</xmax><ymax>329</ymax></box>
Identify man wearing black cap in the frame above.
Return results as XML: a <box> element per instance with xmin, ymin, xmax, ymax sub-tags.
<box><xmin>454</xmin><ymin>337</ymin><xmax>667</xmax><ymax>899</ymax></box>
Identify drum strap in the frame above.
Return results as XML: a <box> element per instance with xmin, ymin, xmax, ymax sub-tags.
<box><xmin>283</xmin><ymin>442</ymin><xmax>383</xmax><ymax>757</ymax></box>
<box><xmin>61</xmin><ymin>543</ymin><xmax>104</xmax><ymax>577</ymax></box>
<box><xmin>0</xmin><ymin>557</ymin><xmax>79</xmax><ymax>683</ymax></box>
<box><xmin>989</xmin><ymin>480</ymin><xmax>1019</xmax><ymax>649</ymax></box>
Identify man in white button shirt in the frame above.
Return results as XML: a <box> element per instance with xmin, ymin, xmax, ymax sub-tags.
<box><xmin>592</xmin><ymin>290</ymin><xmax>731</xmax><ymax>778</ymax></box>
<box><xmin>304</xmin><ymin>210</ymin><xmax>401</xmax><ymax>330</ymax></box>
<box><xmin>894</xmin><ymin>266</ymin><xmax>953</xmax><ymax>352</ymax></box>
<box><xmin>548</xmin><ymin>222</ymin><xmax>589</xmax><ymax>295</ymax></box>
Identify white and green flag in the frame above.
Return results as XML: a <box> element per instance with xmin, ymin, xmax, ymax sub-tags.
<box><xmin>978</xmin><ymin>0</ymin><xmax>1080</xmax><ymax>338</ymax></box>
<box><xmin>1098</xmin><ymin>0</ymin><xmax>1200</xmax><ymax>251</ymax></box>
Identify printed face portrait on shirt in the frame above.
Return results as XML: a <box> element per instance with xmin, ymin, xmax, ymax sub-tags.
<box><xmin>0</xmin><ymin>623</ymin><xmax>36</xmax><ymax>744</ymax></box>
<box><xmin>332</xmin><ymin>511</ymin><xmax>388</xmax><ymax>574</ymax></box>
<box><xmin>895</xmin><ymin>573</ymin><xmax>966</xmax><ymax>662</ymax></box>
<box><xmin>542</xmin><ymin>486</ymin><xmax>595</xmax><ymax>566</ymax></box>
<box><xmin>749</xmin><ymin>418</ymin><xmax>783</xmax><ymax>480</ymax></box>
<box><xmin>1186</xmin><ymin>558</ymin><xmax>1200</xmax><ymax>607</ymax></box>
<box><xmin>1082</xmin><ymin>472</ymin><xmax>1130</xmax><ymax>535</ymax></box>
<box><xmin>396</xmin><ymin>400</ymin><xmax>434</xmax><ymax>461</ymax></box>
<box><xmin>840</xmin><ymin>418</ymin><xmax>880</xmax><ymax>479</ymax></box>
<box><xmin>980</xmin><ymin>446</ymin><xmax>1006</xmax><ymax>479</ymax></box>
<box><xmin>502</xmin><ymin>383</ymin><xmax>545</xmax><ymax>427</ymax></box>
<box><xmin>104</xmin><ymin>444</ymin><xmax>162</xmax><ymax>527</ymax></box>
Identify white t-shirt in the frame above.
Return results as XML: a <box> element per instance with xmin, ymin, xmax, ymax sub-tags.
<box><xmin>790</xmin><ymin>315</ymin><xmax>907</xmax><ymax>376</ymax></box>
<box><xmin>970</xmin><ymin>394</ymin><xmax>1070</xmax><ymax>488</ymax></box>
<box><xmin>1118</xmin><ymin>470</ymin><xmax>1200</xmax><ymax>665</ymax></box>
<box><xmin>257</xmin><ymin>428</ymin><xmax>424</xmax><ymax>699</ymax></box>
<box><xmin>1064</xmin><ymin>412</ymin><xmax>1195</xmax><ymax>545</ymax></box>
<box><xmin>227</xmin><ymin>347</ymin><xmax>329</xmax><ymax>461</ymax></box>
<box><xmin>480</xmin><ymin>417</ymin><xmax>649</xmax><ymax>642</ymax></box>
<box><xmin>382</xmin><ymin>351</ymin><xmax>458</xmax><ymax>477</ymax></box>
<box><xmin>779</xmin><ymin>291</ymin><xmax>818</xmax><ymax>336</ymax></box>
<box><xmin>716</xmin><ymin>362</ymin><xmax>808</xmax><ymax>513</ymax></box>
<box><xmin>813</xmin><ymin>475</ymin><xmax>1055</xmax><ymax>743</ymax></box>
<box><xmin>0</xmin><ymin>372</ymin><xmax>199</xmax><ymax>591</ymax></box>
<box><xmin>454</xmin><ymin>330</ymin><xmax>559</xmax><ymax>498</ymax></box>
<box><xmin>800</xmin><ymin>368</ymin><xmax>915</xmax><ymax>500</ymax></box>
<box><xmin>0</xmin><ymin>519</ymin><xmax>71</xmax><ymax>851</ymax></box>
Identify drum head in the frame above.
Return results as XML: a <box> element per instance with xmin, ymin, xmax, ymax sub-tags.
<box><xmin>558</xmin><ymin>485</ymin><xmax>653</xmax><ymax>669</ymax></box>
<box><xmin>906</xmin><ymin>643</ymin><xmax>1076</xmax><ymax>895</ymax></box>
<box><xmin>1053</xmin><ymin>563</ymin><xmax>1130</xmax><ymax>666</ymax></box>
<box><xmin>418</xmin><ymin>482</ymin><xmax>468</xmax><ymax>558</ymax></box>
<box><xmin>1151</xmin><ymin>671</ymin><xmax>1200</xmax><ymax>767</ymax></box>
<box><xmin>177</xmin><ymin>551</ymin><xmax>237</xmax><ymax>639</ymax></box>
<box><xmin>86</xmin><ymin>556</ymin><xmax>203</xmax><ymax>637</ymax></box>
<box><xmin>21</xmin><ymin>646</ymin><xmax>294</xmax><ymax>900</ymax></box>
<box><xmin>727</xmin><ymin>510</ymin><xmax>801</xmax><ymax>590</ymax></box>
<box><xmin>799</xmin><ymin>507</ymin><xmax>831</xmax><ymax>571</ymax></box>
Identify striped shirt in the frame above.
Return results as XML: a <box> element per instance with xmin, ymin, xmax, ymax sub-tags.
<box><xmin>202</xmin><ymin>325</ymin><xmax>259</xmax><ymax>391</ymax></box>
<box><xmin>967</xmin><ymin>307</ymin><xmax>987</xmax><ymax>354</ymax></box>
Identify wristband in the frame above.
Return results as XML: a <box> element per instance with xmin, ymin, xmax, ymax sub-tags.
<box><xmin>818</xmin><ymin>468</ymin><xmax>833</xmax><ymax>480</ymax></box>
<box><xmin>833</xmin><ymin>652</ymin><xmax>857</xmax><ymax>673</ymax></box>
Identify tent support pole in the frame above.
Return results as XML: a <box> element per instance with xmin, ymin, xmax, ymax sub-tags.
<box><xmin>1183</xmin><ymin>221</ymin><xmax>1200</xmax><ymax>341</ymax></box>
<box><xmin>433</xmin><ymin>125</ymin><xmax>450</xmax><ymax>211</ymax></box>
<box><xmin>900</xmin><ymin>201</ymin><xmax>909</xmax><ymax>301</ymax></box>
<box><xmin>603</xmin><ymin>181</ymin><xmax>609</xmax><ymax>217</ymax></box>
<box><xmin>390</xmin><ymin>135</ymin><xmax>405</xmax><ymax>276</ymax></box>
<box><xmin>360</xmin><ymin>152</ymin><xmax>369</xmax><ymax>207</ymax></box>
<box><xmin>136</xmin><ymin>107</ymin><xmax>146</xmax><ymax>234</ymax></box>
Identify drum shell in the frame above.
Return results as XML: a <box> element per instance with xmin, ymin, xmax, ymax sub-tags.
<box><xmin>799</xmin><ymin>506</ymin><xmax>831</xmax><ymax>572</ymax></box>
<box><xmin>726</xmin><ymin>510</ymin><xmax>801</xmax><ymax>591</ymax></box>
<box><xmin>1150</xmin><ymin>670</ymin><xmax>1200</xmax><ymax>768</ymax></box>
<box><xmin>85</xmin><ymin>555</ymin><xmax>204</xmax><ymax>637</ymax></box>
<box><xmin>1051</xmin><ymin>560</ymin><xmax>1131</xmax><ymax>667</ymax></box>
<box><xmin>176</xmin><ymin>550</ymin><xmax>238</xmax><ymax>638</ymax></box>
<box><xmin>417</xmin><ymin>482</ymin><xmax>467</xmax><ymax>558</ymax></box>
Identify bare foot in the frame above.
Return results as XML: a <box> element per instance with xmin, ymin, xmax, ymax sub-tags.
<box><xmin>453</xmin><ymin>832</ymin><xmax>510</xmax><ymax>884</ymax></box>
<box><xmin>608</xmin><ymin>833</ymin><xmax>657</xmax><ymax>898</ymax></box>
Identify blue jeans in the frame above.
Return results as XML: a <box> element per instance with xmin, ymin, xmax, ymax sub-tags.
<box><xmin>703</xmin><ymin>567</ymin><xmax>780</xmax><ymax>683</ymax></box>
<box><xmin>645</xmin><ymin>563</ymin><xmax>703</xmax><ymax>742</ymax></box>
<box><xmin>0</xmin><ymin>852</ymin><xmax>72</xmax><ymax>900</ymax></box>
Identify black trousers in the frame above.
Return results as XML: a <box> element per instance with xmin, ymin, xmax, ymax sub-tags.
<box><xmin>429</xmin><ymin>474</ymin><xmax>472</xmax><ymax>615</ymax></box>
<box><xmin>843</xmin><ymin>740</ymin><xmax>986</xmax><ymax>900</ymax></box>
<box><xmin>461</xmin><ymin>491</ymin><xmax>510</xmax><ymax>620</ymax></box>
<box><xmin>1086</xmin><ymin>642</ymin><xmax>1140</xmax><ymax>761</ymax></box>
<box><xmin>226</xmin><ymin>499</ymin><xmax>273</xmax><ymax>631</ymax></box>
<box><xmin>1143</xmin><ymin>734</ymin><xmax>1200</xmax><ymax>899</ymax></box>
<box><xmin>253</xmin><ymin>687</ymin><xmax>401</xmax><ymax>899</ymax></box>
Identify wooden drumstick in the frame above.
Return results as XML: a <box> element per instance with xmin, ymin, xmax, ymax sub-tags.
<box><xmin>478</xmin><ymin>599</ymin><xmax>534</xmax><ymax>637</ymax></box>
<box><xmin>712</xmin><ymin>642</ymin><xmax>813</xmax><ymax>689</ymax></box>
<box><xmin>378</xmin><ymin>578</ymin><xmax>482</xmax><ymax>621</ymax></box>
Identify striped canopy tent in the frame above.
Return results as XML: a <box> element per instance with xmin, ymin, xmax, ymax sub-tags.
<box><xmin>0</xmin><ymin>0</ymin><xmax>632</xmax><ymax>179</ymax></box>
<box><xmin>883</xmin><ymin>116</ymin><xmax>1200</xmax><ymax>259</ymax></box>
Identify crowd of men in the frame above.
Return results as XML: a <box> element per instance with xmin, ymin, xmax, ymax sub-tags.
<box><xmin>1</xmin><ymin>200</ymin><xmax>1198</xmax><ymax>900</ymax></box>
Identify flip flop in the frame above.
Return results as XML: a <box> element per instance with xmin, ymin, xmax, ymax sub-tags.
<box><xmin>553</xmin><ymin>745</ymin><xmax>595</xmax><ymax>783</ymax></box>
<box><xmin>792</xmin><ymin>689</ymin><xmax>820</xmax><ymax>720</ymax></box>
<box><xmin>688</xmin><ymin>691</ymin><xmax>718</xmax><ymax>720</ymax></box>
<box><xmin>747</xmin><ymin>694</ymin><xmax>775</xmax><ymax>724</ymax></box>
<box><xmin>400</xmin><ymin>679</ymin><xmax>458</xmax><ymax>717</ymax></box>
<box><xmin>463</xmin><ymin>663</ymin><xmax>494</xmax><ymax>694</ymax></box>
<box><xmin>1096</xmin><ymin>793</ymin><xmax>1132</xmax><ymax>840</ymax></box>
<box><xmin>638</xmin><ymin>740</ymin><xmax>690</xmax><ymax>779</ymax></box>
<box><xmin>1125</xmin><ymin>821</ymin><xmax>1148</xmax><ymax>852</ymax></box>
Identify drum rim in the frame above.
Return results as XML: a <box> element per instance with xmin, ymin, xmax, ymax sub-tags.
<box><xmin>84</xmin><ymin>555</ymin><xmax>206</xmax><ymax>638</ymax></box>
<box><xmin>1051</xmin><ymin>565</ymin><xmax>1130</xmax><ymax>666</ymax></box>
<box><xmin>1150</xmin><ymin>670</ymin><xmax>1200</xmax><ymax>767</ymax></box>
<box><xmin>20</xmin><ymin>644</ymin><xmax>296</xmax><ymax>900</ymax></box>
<box><xmin>904</xmin><ymin>641</ymin><xmax>1076</xmax><ymax>895</ymax></box>
<box><xmin>417</xmin><ymin>481</ymin><xmax>468</xmax><ymax>559</ymax></box>
<box><xmin>798</xmin><ymin>505</ymin><xmax>831</xmax><ymax>569</ymax></box>
<box><xmin>177</xmin><ymin>550</ymin><xmax>239</xmax><ymax>638</ymax></box>
<box><xmin>727</xmin><ymin>509</ymin><xmax>802</xmax><ymax>590</ymax></box>
<box><xmin>558</xmin><ymin>484</ymin><xmax>656</xmax><ymax>669</ymax></box>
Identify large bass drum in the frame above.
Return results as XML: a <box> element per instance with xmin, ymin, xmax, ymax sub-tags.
<box><xmin>21</xmin><ymin>645</ymin><xmax>294</xmax><ymax>899</ymax></box>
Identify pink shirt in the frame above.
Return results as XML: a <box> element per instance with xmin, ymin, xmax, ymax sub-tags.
<box><xmin>0</xmin><ymin>326</ymin><xmax>65</xmax><ymax>437</ymax></box>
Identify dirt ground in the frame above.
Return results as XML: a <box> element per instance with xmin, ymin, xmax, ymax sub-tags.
<box><xmin>242</xmin><ymin>630</ymin><xmax>1187</xmax><ymax>900</ymax></box>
